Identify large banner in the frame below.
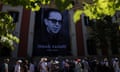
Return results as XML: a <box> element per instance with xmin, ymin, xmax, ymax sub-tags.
<box><xmin>33</xmin><ymin>8</ymin><xmax>71</xmax><ymax>56</ymax></box>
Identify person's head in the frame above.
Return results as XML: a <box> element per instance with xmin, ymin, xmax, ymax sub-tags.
<box><xmin>44</xmin><ymin>9</ymin><xmax>63</xmax><ymax>34</ymax></box>
<box><xmin>4</xmin><ymin>58</ymin><xmax>9</xmax><ymax>63</ymax></box>
<box><xmin>16</xmin><ymin>59</ymin><xmax>22</xmax><ymax>64</ymax></box>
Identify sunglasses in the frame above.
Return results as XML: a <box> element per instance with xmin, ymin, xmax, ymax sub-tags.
<box><xmin>48</xmin><ymin>19</ymin><xmax>62</xmax><ymax>24</ymax></box>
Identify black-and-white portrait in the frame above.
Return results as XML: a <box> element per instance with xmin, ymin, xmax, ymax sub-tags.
<box><xmin>44</xmin><ymin>9</ymin><xmax>62</xmax><ymax>34</ymax></box>
<box><xmin>33</xmin><ymin>8</ymin><xmax>71</xmax><ymax>56</ymax></box>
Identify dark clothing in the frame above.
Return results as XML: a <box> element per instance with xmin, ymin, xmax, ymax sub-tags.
<box><xmin>34</xmin><ymin>30</ymin><xmax>69</xmax><ymax>56</ymax></box>
<box><xmin>1</xmin><ymin>63</ymin><xmax>8</xmax><ymax>72</ymax></box>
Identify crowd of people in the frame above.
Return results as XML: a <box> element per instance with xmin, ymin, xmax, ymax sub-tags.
<box><xmin>0</xmin><ymin>56</ymin><xmax>120</xmax><ymax>72</ymax></box>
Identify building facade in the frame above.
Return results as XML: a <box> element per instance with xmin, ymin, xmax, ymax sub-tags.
<box><xmin>1</xmin><ymin>0</ymin><xmax>120</xmax><ymax>57</ymax></box>
<box><xmin>0</xmin><ymin>4</ymin><xmax>87</xmax><ymax>57</ymax></box>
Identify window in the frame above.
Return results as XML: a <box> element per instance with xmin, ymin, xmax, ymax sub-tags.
<box><xmin>8</xmin><ymin>11</ymin><xmax>19</xmax><ymax>23</ymax></box>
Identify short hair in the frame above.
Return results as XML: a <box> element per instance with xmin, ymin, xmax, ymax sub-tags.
<box><xmin>4</xmin><ymin>58</ymin><xmax>9</xmax><ymax>62</ymax></box>
<box><xmin>44</xmin><ymin>8</ymin><xmax>63</xmax><ymax>19</ymax></box>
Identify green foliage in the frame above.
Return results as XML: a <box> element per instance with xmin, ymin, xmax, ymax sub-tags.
<box><xmin>74</xmin><ymin>0</ymin><xmax>120</xmax><ymax>23</ymax></box>
<box><xmin>0</xmin><ymin>12</ymin><xmax>19</xmax><ymax>51</ymax></box>
<box><xmin>0</xmin><ymin>0</ymin><xmax>30</xmax><ymax>6</ymax></box>
<box><xmin>83</xmin><ymin>0</ymin><xmax>116</xmax><ymax>19</ymax></box>
<box><xmin>0</xmin><ymin>12</ymin><xmax>14</xmax><ymax>35</ymax></box>
<box><xmin>26</xmin><ymin>0</ymin><xmax>40</xmax><ymax>11</ymax></box>
<box><xmin>89</xmin><ymin>16</ymin><xmax>120</xmax><ymax>50</ymax></box>
<box><xmin>55</xmin><ymin>0</ymin><xmax>73</xmax><ymax>11</ymax></box>
<box><xmin>2</xmin><ymin>0</ymin><xmax>117</xmax><ymax>22</ymax></box>
<box><xmin>40</xmin><ymin>0</ymin><xmax>50</xmax><ymax>5</ymax></box>
<box><xmin>73</xmin><ymin>10</ymin><xmax>83</xmax><ymax>23</ymax></box>
<box><xmin>1</xmin><ymin>0</ymin><xmax>120</xmax><ymax>22</ymax></box>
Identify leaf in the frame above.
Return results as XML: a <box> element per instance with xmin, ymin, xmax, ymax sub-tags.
<box><xmin>66</xmin><ymin>3</ymin><xmax>73</xmax><ymax>10</ymax></box>
<box><xmin>0</xmin><ymin>12</ymin><xmax>19</xmax><ymax>50</ymax></box>
<box><xmin>73</xmin><ymin>10</ymin><xmax>83</xmax><ymax>23</ymax></box>
<box><xmin>31</xmin><ymin>3</ymin><xmax>40</xmax><ymax>11</ymax></box>
<box><xmin>55</xmin><ymin>0</ymin><xmax>72</xmax><ymax>11</ymax></box>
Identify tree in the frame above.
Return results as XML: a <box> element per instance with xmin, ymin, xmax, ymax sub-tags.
<box><xmin>1</xmin><ymin>0</ymin><xmax>120</xmax><ymax>22</ymax></box>
<box><xmin>0</xmin><ymin>12</ymin><xmax>19</xmax><ymax>56</ymax></box>
<box><xmin>87</xmin><ymin>15</ymin><xmax>120</xmax><ymax>55</ymax></box>
<box><xmin>1</xmin><ymin>0</ymin><xmax>120</xmax><ymax>56</ymax></box>
<box><xmin>74</xmin><ymin>0</ymin><xmax>120</xmax><ymax>23</ymax></box>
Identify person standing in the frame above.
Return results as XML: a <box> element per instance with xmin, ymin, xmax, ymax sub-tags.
<box><xmin>38</xmin><ymin>58</ymin><xmax>48</xmax><ymax>72</ymax></box>
<box><xmin>75</xmin><ymin>59</ymin><xmax>83</xmax><ymax>72</ymax></box>
<box><xmin>82</xmin><ymin>57</ymin><xmax>90</xmax><ymax>72</ymax></box>
<box><xmin>1</xmin><ymin>58</ymin><xmax>10</xmax><ymax>72</ymax></box>
<box><xmin>14</xmin><ymin>60</ymin><xmax>22</xmax><ymax>72</ymax></box>
<box><xmin>113</xmin><ymin>58</ymin><xmax>120</xmax><ymax>72</ymax></box>
<box><xmin>29</xmin><ymin>60</ymin><xmax>35</xmax><ymax>72</ymax></box>
<box><xmin>22</xmin><ymin>59</ymin><xmax>29</xmax><ymax>72</ymax></box>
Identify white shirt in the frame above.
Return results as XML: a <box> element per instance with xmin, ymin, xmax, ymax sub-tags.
<box><xmin>40</xmin><ymin>62</ymin><xmax>48</xmax><ymax>72</ymax></box>
<box><xmin>29</xmin><ymin>63</ymin><xmax>35</xmax><ymax>72</ymax></box>
<box><xmin>14</xmin><ymin>64</ymin><xmax>21</xmax><ymax>72</ymax></box>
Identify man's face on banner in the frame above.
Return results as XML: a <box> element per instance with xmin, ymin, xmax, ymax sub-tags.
<box><xmin>44</xmin><ymin>11</ymin><xmax>62</xmax><ymax>34</ymax></box>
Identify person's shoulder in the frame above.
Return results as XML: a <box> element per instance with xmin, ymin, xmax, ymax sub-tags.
<box><xmin>57</xmin><ymin>33</ymin><xmax>66</xmax><ymax>39</ymax></box>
